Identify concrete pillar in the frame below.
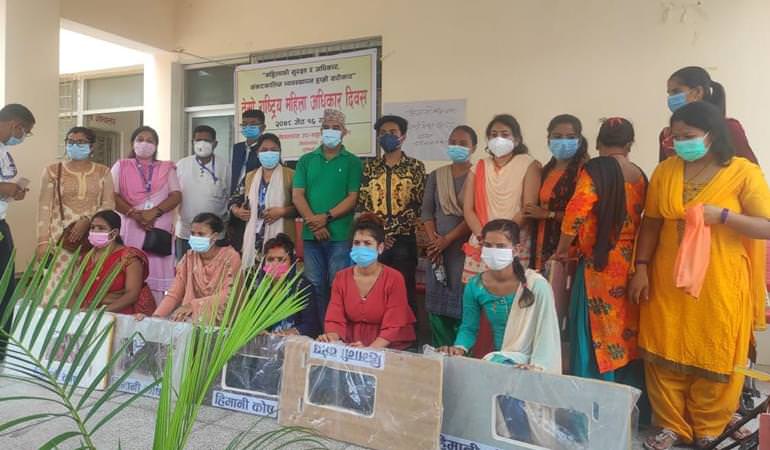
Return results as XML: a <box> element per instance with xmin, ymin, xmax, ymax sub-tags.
<box><xmin>0</xmin><ymin>0</ymin><xmax>61</xmax><ymax>267</ymax></box>
<box><xmin>143</xmin><ymin>51</ymin><xmax>183</xmax><ymax>161</ymax></box>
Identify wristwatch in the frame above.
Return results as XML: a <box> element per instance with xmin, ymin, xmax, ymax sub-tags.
<box><xmin>547</xmin><ymin>211</ymin><xmax>556</xmax><ymax>219</ymax></box>
<box><xmin>325</xmin><ymin>211</ymin><xmax>334</xmax><ymax>223</ymax></box>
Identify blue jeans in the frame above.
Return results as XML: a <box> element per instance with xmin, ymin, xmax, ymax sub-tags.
<box><xmin>303</xmin><ymin>240</ymin><xmax>351</xmax><ymax>326</ymax></box>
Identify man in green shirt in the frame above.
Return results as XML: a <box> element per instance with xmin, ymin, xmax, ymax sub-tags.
<box><xmin>293</xmin><ymin>109</ymin><xmax>363</xmax><ymax>323</ymax></box>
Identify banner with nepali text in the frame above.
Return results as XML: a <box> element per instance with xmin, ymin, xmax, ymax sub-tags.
<box><xmin>235</xmin><ymin>48</ymin><xmax>378</xmax><ymax>160</ymax></box>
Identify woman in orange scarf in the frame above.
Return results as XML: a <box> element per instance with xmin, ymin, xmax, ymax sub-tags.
<box><xmin>631</xmin><ymin>102</ymin><xmax>770</xmax><ymax>450</ymax></box>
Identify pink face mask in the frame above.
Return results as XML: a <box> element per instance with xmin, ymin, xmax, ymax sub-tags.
<box><xmin>263</xmin><ymin>262</ymin><xmax>290</xmax><ymax>278</ymax></box>
<box><xmin>134</xmin><ymin>141</ymin><xmax>156</xmax><ymax>159</ymax></box>
<box><xmin>88</xmin><ymin>231</ymin><xmax>113</xmax><ymax>248</ymax></box>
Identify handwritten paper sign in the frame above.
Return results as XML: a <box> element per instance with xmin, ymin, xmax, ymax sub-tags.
<box><xmin>383</xmin><ymin>99</ymin><xmax>466</xmax><ymax>161</ymax></box>
<box><xmin>309</xmin><ymin>342</ymin><xmax>385</xmax><ymax>370</ymax></box>
<box><xmin>235</xmin><ymin>49</ymin><xmax>378</xmax><ymax>159</ymax></box>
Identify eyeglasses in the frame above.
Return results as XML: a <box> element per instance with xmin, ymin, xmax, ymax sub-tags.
<box><xmin>65</xmin><ymin>139</ymin><xmax>90</xmax><ymax>145</ymax></box>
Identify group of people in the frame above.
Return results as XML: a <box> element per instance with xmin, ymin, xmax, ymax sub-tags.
<box><xmin>0</xmin><ymin>64</ymin><xmax>768</xmax><ymax>449</ymax></box>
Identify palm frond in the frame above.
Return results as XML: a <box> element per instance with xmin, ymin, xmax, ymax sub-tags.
<box><xmin>152</xmin><ymin>268</ymin><xmax>310</xmax><ymax>449</ymax></box>
<box><xmin>0</xmin><ymin>244</ymin><xmax>165</xmax><ymax>449</ymax></box>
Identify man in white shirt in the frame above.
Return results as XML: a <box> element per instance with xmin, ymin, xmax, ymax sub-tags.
<box><xmin>175</xmin><ymin>125</ymin><xmax>231</xmax><ymax>260</ymax></box>
<box><xmin>0</xmin><ymin>103</ymin><xmax>34</xmax><ymax>361</ymax></box>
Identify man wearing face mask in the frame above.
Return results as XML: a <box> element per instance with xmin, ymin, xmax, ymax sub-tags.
<box><xmin>357</xmin><ymin>115</ymin><xmax>426</xmax><ymax>313</ymax></box>
<box><xmin>293</xmin><ymin>109</ymin><xmax>363</xmax><ymax>324</ymax></box>
<box><xmin>0</xmin><ymin>103</ymin><xmax>35</xmax><ymax>361</ymax></box>
<box><xmin>175</xmin><ymin>125</ymin><xmax>231</xmax><ymax>260</ymax></box>
<box><xmin>228</xmin><ymin>109</ymin><xmax>266</xmax><ymax>249</ymax></box>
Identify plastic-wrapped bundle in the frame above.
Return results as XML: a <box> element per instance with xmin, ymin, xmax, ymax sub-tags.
<box><xmin>204</xmin><ymin>333</ymin><xmax>285</xmax><ymax>418</ymax></box>
<box><xmin>110</xmin><ymin>315</ymin><xmax>192</xmax><ymax>397</ymax></box>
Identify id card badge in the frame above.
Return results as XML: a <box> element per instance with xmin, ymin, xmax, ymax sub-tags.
<box><xmin>144</xmin><ymin>200</ymin><xmax>154</xmax><ymax>210</ymax></box>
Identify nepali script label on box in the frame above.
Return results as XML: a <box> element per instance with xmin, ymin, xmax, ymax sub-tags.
<box><xmin>115</xmin><ymin>377</ymin><xmax>162</xmax><ymax>398</ymax></box>
<box><xmin>211</xmin><ymin>390</ymin><xmax>278</xmax><ymax>418</ymax></box>
<box><xmin>309</xmin><ymin>342</ymin><xmax>385</xmax><ymax>370</ymax></box>
<box><xmin>440</xmin><ymin>434</ymin><xmax>502</xmax><ymax>450</ymax></box>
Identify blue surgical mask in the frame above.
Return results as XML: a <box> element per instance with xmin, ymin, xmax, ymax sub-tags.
<box><xmin>4</xmin><ymin>134</ymin><xmax>23</xmax><ymax>146</ymax></box>
<box><xmin>350</xmin><ymin>245</ymin><xmax>379</xmax><ymax>267</ymax></box>
<box><xmin>241</xmin><ymin>125</ymin><xmax>262</xmax><ymax>140</ymax></box>
<box><xmin>379</xmin><ymin>134</ymin><xmax>402</xmax><ymax>153</ymax></box>
<box><xmin>673</xmin><ymin>134</ymin><xmax>709</xmax><ymax>162</ymax></box>
<box><xmin>189</xmin><ymin>235</ymin><xmax>213</xmax><ymax>253</ymax></box>
<box><xmin>667</xmin><ymin>92</ymin><xmax>688</xmax><ymax>113</ymax></box>
<box><xmin>548</xmin><ymin>138</ymin><xmax>580</xmax><ymax>160</ymax></box>
<box><xmin>258</xmin><ymin>150</ymin><xmax>281</xmax><ymax>169</ymax></box>
<box><xmin>322</xmin><ymin>129</ymin><xmax>342</xmax><ymax>149</ymax></box>
<box><xmin>447</xmin><ymin>145</ymin><xmax>470</xmax><ymax>162</ymax></box>
<box><xmin>66</xmin><ymin>143</ymin><xmax>91</xmax><ymax>161</ymax></box>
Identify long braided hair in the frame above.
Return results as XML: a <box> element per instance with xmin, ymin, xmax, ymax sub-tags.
<box><xmin>481</xmin><ymin>219</ymin><xmax>534</xmax><ymax>308</ymax></box>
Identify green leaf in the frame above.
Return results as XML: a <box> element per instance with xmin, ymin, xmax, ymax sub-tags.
<box><xmin>38</xmin><ymin>430</ymin><xmax>83</xmax><ymax>450</ymax></box>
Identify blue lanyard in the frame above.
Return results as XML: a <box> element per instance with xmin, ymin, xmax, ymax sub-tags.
<box><xmin>135</xmin><ymin>160</ymin><xmax>154</xmax><ymax>193</ymax></box>
<box><xmin>196</xmin><ymin>157</ymin><xmax>218</xmax><ymax>183</ymax></box>
<box><xmin>0</xmin><ymin>152</ymin><xmax>18</xmax><ymax>180</ymax></box>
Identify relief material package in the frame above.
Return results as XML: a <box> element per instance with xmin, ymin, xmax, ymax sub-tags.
<box><xmin>279</xmin><ymin>336</ymin><xmax>443</xmax><ymax>450</ymax></box>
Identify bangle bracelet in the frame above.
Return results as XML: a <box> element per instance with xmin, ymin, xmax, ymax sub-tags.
<box><xmin>720</xmin><ymin>208</ymin><xmax>730</xmax><ymax>224</ymax></box>
<box><xmin>635</xmin><ymin>260</ymin><xmax>649</xmax><ymax>266</ymax></box>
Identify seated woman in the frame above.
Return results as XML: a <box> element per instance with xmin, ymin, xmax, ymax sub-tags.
<box><xmin>260</xmin><ymin>233</ymin><xmax>320</xmax><ymax>337</ymax></box>
<box><xmin>440</xmin><ymin>219</ymin><xmax>561</xmax><ymax>373</ymax></box>
<box><xmin>77</xmin><ymin>210</ymin><xmax>156</xmax><ymax>315</ymax></box>
<box><xmin>145</xmin><ymin>213</ymin><xmax>241</xmax><ymax>323</ymax></box>
<box><xmin>317</xmin><ymin>214</ymin><xmax>416</xmax><ymax>350</ymax></box>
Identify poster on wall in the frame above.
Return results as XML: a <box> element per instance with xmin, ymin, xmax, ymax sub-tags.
<box><xmin>382</xmin><ymin>99</ymin><xmax>466</xmax><ymax>161</ymax></box>
<box><xmin>235</xmin><ymin>49</ymin><xmax>378</xmax><ymax>160</ymax></box>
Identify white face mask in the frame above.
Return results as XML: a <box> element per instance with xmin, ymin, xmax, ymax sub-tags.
<box><xmin>193</xmin><ymin>140</ymin><xmax>214</xmax><ymax>158</ymax></box>
<box><xmin>481</xmin><ymin>246</ymin><xmax>515</xmax><ymax>271</ymax></box>
<box><xmin>487</xmin><ymin>137</ymin><xmax>515</xmax><ymax>158</ymax></box>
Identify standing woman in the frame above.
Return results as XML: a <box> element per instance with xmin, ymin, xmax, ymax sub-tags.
<box><xmin>523</xmin><ymin>114</ymin><xmax>588</xmax><ymax>270</ymax></box>
<box><xmin>463</xmin><ymin>114</ymin><xmax>541</xmax><ymax>281</ymax></box>
<box><xmin>553</xmin><ymin>118</ymin><xmax>646</xmax><ymax>386</ymax></box>
<box><xmin>237</xmin><ymin>133</ymin><xmax>296</xmax><ymax>269</ymax></box>
<box><xmin>112</xmin><ymin>126</ymin><xmax>181</xmax><ymax>302</ymax></box>
<box><xmin>37</xmin><ymin>126</ymin><xmax>115</xmax><ymax>292</ymax></box>
<box><xmin>421</xmin><ymin>125</ymin><xmax>475</xmax><ymax>347</ymax></box>
<box><xmin>660</xmin><ymin>66</ymin><xmax>757</xmax><ymax>164</ymax></box>
<box><xmin>631</xmin><ymin>101</ymin><xmax>770</xmax><ymax>450</ymax></box>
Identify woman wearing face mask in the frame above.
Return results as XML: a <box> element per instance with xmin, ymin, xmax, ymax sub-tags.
<box><xmin>660</xmin><ymin>66</ymin><xmax>757</xmax><ymax>164</ymax></box>
<box><xmin>141</xmin><ymin>213</ymin><xmax>240</xmax><ymax>324</ymax></box>
<box><xmin>630</xmin><ymin>102</ymin><xmax>770</xmax><ymax>450</ymax></box>
<box><xmin>551</xmin><ymin>119</ymin><xmax>647</xmax><ymax>399</ymax></box>
<box><xmin>37</xmin><ymin>126</ymin><xmax>115</xmax><ymax>296</ymax></box>
<box><xmin>260</xmin><ymin>233</ymin><xmax>320</xmax><ymax>337</ymax></box>
<box><xmin>235</xmin><ymin>133</ymin><xmax>297</xmax><ymax>267</ymax></box>
<box><xmin>75</xmin><ymin>210</ymin><xmax>156</xmax><ymax>315</ymax></box>
<box><xmin>463</xmin><ymin>114</ymin><xmax>541</xmax><ymax>282</ymax></box>
<box><xmin>317</xmin><ymin>213</ymin><xmax>416</xmax><ymax>349</ymax></box>
<box><xmin>420</xmin><ymin>125</ymin><xmax>476</xmax><ymax>347</ymax></box>
<box><xmin>524</xmin><ymin>115</ymin><xmax>588</xmax><ymax>271</ymax></box>
<box><xmin>112</xmin><ymin>126</ymin><xmax>182</xmax><ymax>302</ymax></box>
<box><xmin>439</xmin><ymin>219</ymin><xmax>561</xmax><ymax>373</ymax></box>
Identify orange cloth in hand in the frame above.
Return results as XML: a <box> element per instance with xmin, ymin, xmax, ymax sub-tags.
<box><xmin>673</xmin><ymin>203</ymin><xmax>711</xmax><ymax>298</ymax></box>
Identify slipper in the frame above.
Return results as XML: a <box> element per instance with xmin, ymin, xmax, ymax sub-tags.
<box><xmin>643</xmin><ymin>428</ymin><xmax>680</xmax><ymax>450</ymax></box>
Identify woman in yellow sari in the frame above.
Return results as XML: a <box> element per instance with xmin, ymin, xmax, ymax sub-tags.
<box><xmin>630</xmin><ymin>101</ymin><xmax>770</xmax><ymax>450</ymax></box>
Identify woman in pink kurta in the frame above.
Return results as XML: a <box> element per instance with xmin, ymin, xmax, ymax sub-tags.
<box><xmin>147</xmin><ymin>213</ymin><xmax>241</xmax><ymax>324</ymax></box>
<box><xmin>319</xmin><ymin>214</ymin><xmax>416</xmax><ymax>350</ymax></box>
<box><xmin>111</xmin><ymin>126</ymin><xmax>182</xmax><ymax>302</ymax></box>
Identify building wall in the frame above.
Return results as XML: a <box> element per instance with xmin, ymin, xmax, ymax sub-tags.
<box><xmin>174</xmin><ymin>0</ymin><xmax>770</xmax><ymax>174</ymax></box>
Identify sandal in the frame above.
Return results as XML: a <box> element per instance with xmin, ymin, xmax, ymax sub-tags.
<box><xmin>643</xmin><ymin>428</ymin><xmax>680</xmax><ymax>450</ymax></box>
<box><xmin>728</xmin><ymin>413</ymin><xmax>752</xmax><ymax>440</ymax></box>
<box><xmin>694</xmin><ymin>437</ymin><xmax>715</xmax><ymax>449</ymax></box>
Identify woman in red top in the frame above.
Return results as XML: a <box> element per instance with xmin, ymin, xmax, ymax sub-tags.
<box><xmin>660</xmin><ymin>66</ymin><xmax>757</xmax><ymax>164</ymax></box>
<box><xmin>318</xmin><ymin>214</ymin><xmax>416</xmax><ymax>350</ymax></box>
<box><xmin>76</xmin><ymin>210</ymin><xmax>156</xmax><ymax>315</ymax></box>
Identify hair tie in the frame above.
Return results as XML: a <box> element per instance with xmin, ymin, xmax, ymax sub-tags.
<box><xmin>606</xmin><ymin>117</ymin><xmax>624</xmax><ymax>127</ymax></box>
